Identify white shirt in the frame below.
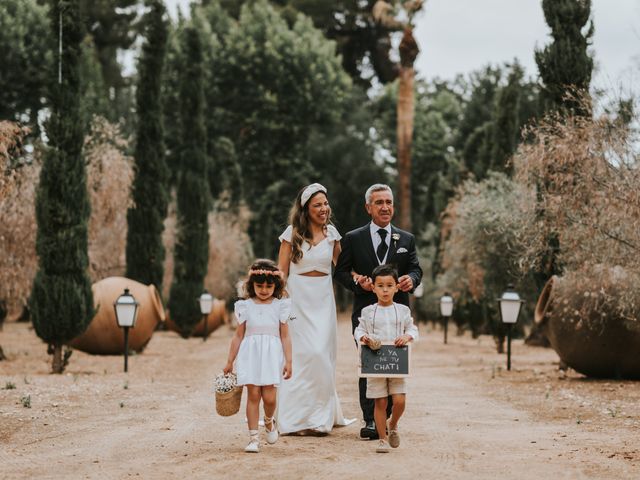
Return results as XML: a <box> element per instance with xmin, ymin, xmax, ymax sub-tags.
<box><xmin>354</xmin><ymin>303</ymin><xmax>419</xmax><ymax>343</ymax></box>
<box><xmin>369</xmin><ymin>222</ymin><xmax>391</xmax><ymax>264</ymax></box>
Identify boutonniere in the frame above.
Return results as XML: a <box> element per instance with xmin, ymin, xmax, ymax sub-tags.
<box><xmin>391</xmin><ymin>233</ymin><xmax>400</xmax><ymax>249</ymax></box>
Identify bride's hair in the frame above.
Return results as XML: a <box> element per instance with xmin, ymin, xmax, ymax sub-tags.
<box><xmin>243</xmin><ymin>259</ymin><xmax>285</xmax><ymax>299</ymax></box>
<box><xmin>288</xmin><ymin>187</ymin><xmax>333</xmax><ymax>264</ymax></box>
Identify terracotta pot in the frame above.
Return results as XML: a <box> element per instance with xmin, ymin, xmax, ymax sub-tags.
<box><xmin>535</xmin><ymin>270</ymin><xmax>640</xmax><ymax>379</ymax></box>
<box><xmin>69</xmin><ymin>277</ymin><xmax>165</xmax><ymax>355</ymax></box>
<box><xmin>165</xmin><ymin>299</ymin><xmax>228</xmax><ymax>337</ymax></box>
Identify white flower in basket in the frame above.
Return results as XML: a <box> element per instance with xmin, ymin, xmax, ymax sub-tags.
<box><xmin>214</xmin><ymin>372</ymin><xmax>243</xmax><ymax>416</ymax></box>
<box><xmin>214</xmin><ymin>372</ymin><xmax>238</xmax><ymax>393</ymax></box>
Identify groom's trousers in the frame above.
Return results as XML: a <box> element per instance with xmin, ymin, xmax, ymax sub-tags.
<box><xmin>352</xmin><ymin>314</ymin><xmax>393</xmax><ymax>422</ymax></box>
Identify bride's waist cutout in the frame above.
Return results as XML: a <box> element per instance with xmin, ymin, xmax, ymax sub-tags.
<box><xmin>297</xmin><ymin>270</ymin><xmax>328</xmax><ymax>277</ymax></box>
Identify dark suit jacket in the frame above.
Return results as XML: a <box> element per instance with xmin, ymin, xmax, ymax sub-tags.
<box><xmin>334</xmin><ymin>223</ymin><xmax>422</xmax><ymax>320</ymax></box>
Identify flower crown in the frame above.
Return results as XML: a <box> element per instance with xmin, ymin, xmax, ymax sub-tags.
<box><xmin>248</xmin><ymin>268</ymin><xmax>283</xmax><ymax>279</ymax></box>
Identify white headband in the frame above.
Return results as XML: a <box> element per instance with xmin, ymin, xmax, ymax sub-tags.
<box><xmin>301</xmin><ymin>183</ymin><xmax>327</xmax><ymax>207</ymax></box>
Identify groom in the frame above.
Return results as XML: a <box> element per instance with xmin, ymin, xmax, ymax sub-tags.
<box><xmin>335</xmin><ymin>183</ymin><xmax>422</xmax><ymax>440</ymax></box>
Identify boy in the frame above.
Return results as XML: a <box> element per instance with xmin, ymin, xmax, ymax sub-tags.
<box><xmin>354</xmin><ymin>264</ymin><xmax>419</xmax><ymax>453</ymax></box>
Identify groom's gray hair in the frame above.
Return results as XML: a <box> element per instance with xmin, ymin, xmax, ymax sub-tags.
<box><xmin>365</xmin><ymin>184</ymin><xmax>393</xmax><ymax>204</ymax></box>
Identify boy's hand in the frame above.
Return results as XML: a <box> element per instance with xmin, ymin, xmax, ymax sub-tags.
<box><xmin>394</xmin><ymin>334</ymin><xmax>412</xmax><ymax>347</ymax></box>
<box><xmin>354</xmin><ymin>274</ymin><xmax>373</xmax><ymax>292</ymax></box>
<box><xmin>283</xmin><ymin>362</ymin><xmax>292</xmax><ymax>380</ymax></box>
<box><xmin>223</xmin><ymin>361</ymin><xmax>233</xmax><ymax>375</ymax></box>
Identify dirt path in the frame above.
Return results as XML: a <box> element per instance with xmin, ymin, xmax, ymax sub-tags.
<box><xmin>1</xmin><ymin>317</ymin><xmax>639</xmax><ymax>479</ymax></box>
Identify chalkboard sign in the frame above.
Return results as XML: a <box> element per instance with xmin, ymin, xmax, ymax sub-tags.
<box><xmin>358</xmin><ymin>342</ymin><xmax>411</xmax><ymax>378</ymax></box>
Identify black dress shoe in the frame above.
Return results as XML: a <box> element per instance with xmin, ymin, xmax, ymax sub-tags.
<box><xmin>359</xmin><ymin>420</ymin><xmax>379</xmax><ymax>440</ymax></box>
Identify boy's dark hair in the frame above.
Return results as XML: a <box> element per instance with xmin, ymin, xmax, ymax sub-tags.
<box><xmin>371</xmin><ymin>264</ymin><xmax>399</xmax><ymax>283</ymax></box>
<box><xmin>244</xmin><ymin>258</ymin><xmax>285</xmax><ymax>299</ymax></box>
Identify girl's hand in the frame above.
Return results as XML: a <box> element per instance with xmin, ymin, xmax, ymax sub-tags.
<box><xmin>283</xmin><ymin>362</ymin><xmax>292</xmax><ymax>380</ymax></box>
<box><xmin>223</xmin><ymin>361</ymin><xmax>233</xmax><ymax>375</ymax></box>
<box><xmin>394</xmin><ymin>334</ymin><xmax>412</xmax><ymax>347</ymax></box>
<box><xmin>360</xmin><ymin>335</ymin><xmax>370</xmax><ymax>346</ymax></box>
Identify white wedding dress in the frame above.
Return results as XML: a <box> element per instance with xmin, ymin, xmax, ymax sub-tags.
<box><xmin>277</xmin><ymin>225</ymin><xmax>355</xmax><ymax>433</ymax></box>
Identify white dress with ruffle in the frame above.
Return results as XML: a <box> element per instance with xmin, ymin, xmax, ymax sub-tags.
<box><xmin>235</xmin><ymin>298</ymin><xmax>290</xmax><ymax>386</ymax></box>
<box><xmin>277</xmin><ymin>225</ymin><xmax>355</xmax><ymax>433</ymax></box>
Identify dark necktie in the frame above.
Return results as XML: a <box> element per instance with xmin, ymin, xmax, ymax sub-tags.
<box><xmin>376</xmin><ymin>229</ymin><xmax>388</xmax><ymax>263</ymax></box>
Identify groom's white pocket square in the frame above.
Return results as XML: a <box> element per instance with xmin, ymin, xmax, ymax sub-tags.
<box><xmin>396</xmin><ymin>247</ymin><xmax>408</xmax><ymax>253</ymax></box>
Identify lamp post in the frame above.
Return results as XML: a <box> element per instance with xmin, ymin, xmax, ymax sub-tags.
<box><xmin>439</xmin><ymin>293</ymin><xmax>453</xmax><ymax>344</ymax></box>
<box><xmin>498</xmin><ymin>285</ymin><xmax>524</xmax><ymax>371</ymax></box>
<box><xmin>114</xmin><ymin>288</ymin><xmax>139</xmax><ymax>373</ymax></box>
<box><xmin>199</xmin><ymin>291</ymin><xmax>214</xmax><ymax>341</ymax></box>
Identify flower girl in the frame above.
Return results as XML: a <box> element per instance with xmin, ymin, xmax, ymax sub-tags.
<box><xmin>223</xmin><ymin>259</ymin><xmax>292</xmax><ymax>453</ymax></box>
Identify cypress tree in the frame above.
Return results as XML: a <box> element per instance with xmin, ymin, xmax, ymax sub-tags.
<box><xmin>463</xmin><ymin>121</ymin><xmax>494</xmax><ymax>180</ymax></box>
<box><xmin>535</xmin><ymin>0</ymin><xmax>594</xmax><ymax>117</ymax></box>
<box><xmin>126</xmin><ymin>0</ymin><xmax>169</xmax><ymax>290</ymax></box>
<box><xmin>167</xmin><ymin>25</ymin><xmax>210</xmax><ymax>336</ymax></box>
<box><xmin>491</xmin><ymin>62</ymin><xmax>523</xmax><ymax>173</ymax></box>
<box><xmin>208</xmin><ymin>136</ymin><xmax>243</xmax><ymax>209</ymax></box>
<box><xmin>533</xmin><ymin>1</ymin><xmax>593</xmax><ymax>285</ymax></box>
<box><xmin>30</xmin><ymin>0</ymin><xmax>94</xmax><ymax>374</ymax></box>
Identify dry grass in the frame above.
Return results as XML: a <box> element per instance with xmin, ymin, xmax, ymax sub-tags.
<box><xmin>162</xmin><ymin>199</ymin><xmax>253</xmax><ymax>301</ymax></box>
<box><xmin>513</xmin><ymin>109</ymin><xmax>640</xmax><ymax>319</ymax></box>
<box><xmin>85</xmin><ymin>117</ymin><xmax>134</xmax><ymax>281</ymax></box>
<box><xmin>0</xmin><ymin>121</ymin><xmax>30</xmax><ymax>199</ymax></box>
<box><xmin>0</xmin><ymin>118</ymin><xmax>133</xmax><ymax>316</ymax></box>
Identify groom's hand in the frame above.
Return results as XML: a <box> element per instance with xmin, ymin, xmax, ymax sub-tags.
<box><xmin>398</xmin><ymin>275</ymin><xmax>413</xmax><ymax>292</ymax></box>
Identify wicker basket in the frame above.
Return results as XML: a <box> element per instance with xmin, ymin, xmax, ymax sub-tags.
<box><xmin>215</xmin><ymin>386</ymin><xmax>243</xmax><ymax>416</ymax></box>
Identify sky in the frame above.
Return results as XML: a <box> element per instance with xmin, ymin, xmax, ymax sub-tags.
<box><xmin>164</xmin><ymin>0</ymin><xmax>640</xmax><ymax>96</ymax></box>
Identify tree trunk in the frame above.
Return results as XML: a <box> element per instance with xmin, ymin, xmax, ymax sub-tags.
<box><xmin>396</xmin><ymin>66</ymin><xmax>414</xmax><ymax>231</ymax></box>
<box><xmin>0</xmin><ymin>299</ymin><xmax>6</xmax><ymax>330</ymax></box>
<box><xmin>396</xmin><ymin>28</ymin><xmax>419</xmax><ymax>231</ymax></box>
<box><xmin>51</xmin><ymin>343</ymin><xmax>63</xmax><ymax>374</ymax></box>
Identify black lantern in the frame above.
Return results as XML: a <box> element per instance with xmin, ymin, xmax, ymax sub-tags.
<box><xmin>439</xmin><ymin>293</ymin><xmax>453</xmax><ymax>344</ymax></box>
<box><xmin>114</xmin><ymin>288</ymin><xmax>139</xmax><ymax>372</ymax></box>
<box><xmin>497</xmin><ymin>285</ymin><xmax>524</xmax><ymax>371</ymax></box>
<box><xmin>199</xmin><ymin>291</ymin><xmax>214</xmax><ymax>341</ymax></box>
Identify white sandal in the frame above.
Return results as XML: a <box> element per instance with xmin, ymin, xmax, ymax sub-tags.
<box><xmin>244</xmin><ymin>430</ymin><xmax>260</xmax><ymax>453</ymax></box>
<box><xmin>264</xmin><ymin>416</ymin><xmax>279</xmax><ymax>444</ymax></box>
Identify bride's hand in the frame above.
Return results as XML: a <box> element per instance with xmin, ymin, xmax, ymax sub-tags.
<box><xmin>223</xmin><ymin>362</ymin><xmax>233</xmax><ymax>375</ymax></box>
<box><xmin>283</xmin><ymin>362</ymin><xmax>292</xmax><ymax>380</ymax></box>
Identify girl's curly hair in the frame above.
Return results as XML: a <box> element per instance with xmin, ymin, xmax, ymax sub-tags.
<box><xmin>243</xmin><ymin>258</ymin><xmax>285</xmax><ymax>299</ymax></box>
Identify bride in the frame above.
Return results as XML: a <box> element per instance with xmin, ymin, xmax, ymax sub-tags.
<box><xmin>277</xmin><ymin>183</ymin><xmax>354</xmax><ymax>434</ymax></box>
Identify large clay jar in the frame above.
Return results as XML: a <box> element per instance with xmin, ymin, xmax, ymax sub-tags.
<box><xmin>535</xmin><ymin>267</ymin><xmax>640</xmax><ymax>379</ymax></box>
<box><xmin>69</xmin><ymin>277</ymin><xmax>165</xmax><ymax>354</ymax></box>
<box><xmin>165</xmin><ymin>299</ymin><xmax>228</xmax><ymax>337</ymax></box>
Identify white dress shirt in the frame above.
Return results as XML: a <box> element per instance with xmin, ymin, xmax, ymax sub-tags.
<box><xmin>369</xmin><ymin>222</ymin><xmax>392</xmax><ymax>264</ymax></box>
<box><xmin>354</xmin><ymin>303</ymin><xmax>419</xmax><ymax>343</ymax></box>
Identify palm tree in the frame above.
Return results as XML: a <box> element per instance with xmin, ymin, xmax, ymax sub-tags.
<box><xmin>373</xmin><ymin>1</ymin><xmax>423</xmax><ymax>230</ymax></box>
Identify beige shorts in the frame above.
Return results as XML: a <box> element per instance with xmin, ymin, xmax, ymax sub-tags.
<box><xmin>366</xmin><ymin>377</ymin><xmax>407</xmax><ymax>398</ymax></box>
